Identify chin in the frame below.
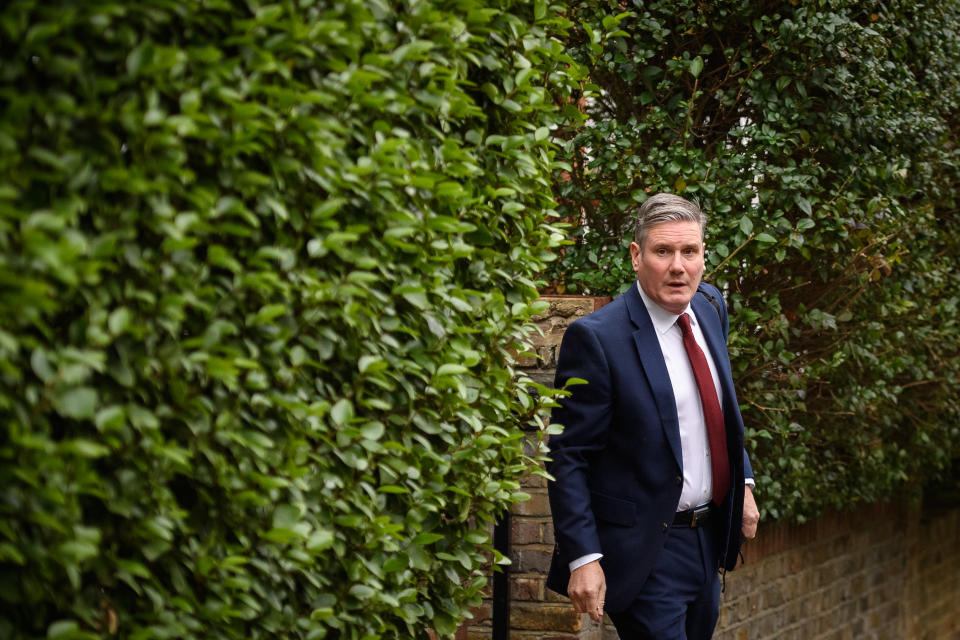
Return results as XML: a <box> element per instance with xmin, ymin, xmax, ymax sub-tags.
<box><xmin>665</xmin><ymin>295</ymin><xmax>692</xmax><ymax>311</ymax></box>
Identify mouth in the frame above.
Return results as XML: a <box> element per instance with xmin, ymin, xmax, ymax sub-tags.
<box><xmin>667</xmin><ymin>282</ymin><xmax>687</xmax><ymax>290</ymax></box>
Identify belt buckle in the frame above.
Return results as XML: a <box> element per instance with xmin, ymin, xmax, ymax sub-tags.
<box><xmin>690</xmin><ymin>505</ymin><xmax>708</xmax><ymax>528</ymax></box>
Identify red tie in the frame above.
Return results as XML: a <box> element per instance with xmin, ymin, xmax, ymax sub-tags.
<box><xmin>678</xmin><ymin>313</ymin><xmax>730</xmax><ymax>505</ymax></box>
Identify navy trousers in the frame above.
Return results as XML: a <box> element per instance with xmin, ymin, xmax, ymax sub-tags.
<box><xmin>607</xmin><ymin>520</ymin><xmax>722</xmax><ymax>640</ymax></box>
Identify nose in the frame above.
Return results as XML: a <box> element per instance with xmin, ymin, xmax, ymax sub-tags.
<box><xmin>668</xmin><ymin>252</ymin><xmax>684</xmax><ymax>273</ymax></box>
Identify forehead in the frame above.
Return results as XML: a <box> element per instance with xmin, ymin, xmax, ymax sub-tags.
<box><xmin>644</xmin><ymin>220</ymin><xmax>703</xmax><ymax>247</ymax></box>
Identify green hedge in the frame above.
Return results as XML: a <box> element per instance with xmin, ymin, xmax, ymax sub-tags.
<box><xmin>0</xmin><ymin>1</ymin><xmax>578</xmax><ymax>637</ymax></box>
<box><xmin>549</xmin><ymin>0</ymin><xmax>960</xmax><ymax>520</ymax></box>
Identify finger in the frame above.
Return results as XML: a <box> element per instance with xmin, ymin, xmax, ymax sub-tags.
<box><xmin>588</xmin><ymin>604</ymin><xmax>602</xmax><ymax>622</ymax></box>
<box><xmin>571</xmin><ymin>596</ymin><xmax>585</xmax><ymax>614</ymax></box>
<box><xmin>572</xmin><ymin>593</ymin><xmax>590</xmax><ymax>615</ymax></box>
<box><xmin>587</xmin><ymin>585</ymin><xmax>605</xmax><ymax>622</ymax></box>
<box><xmin>576</xmin><ymin>589</ymin><xmax>592</xmax><ymax>608</ymax></box>
<box><xmin>588</xmin><ymin>596</ymin><xmax>602</xmax><ymax>622</ymax></box>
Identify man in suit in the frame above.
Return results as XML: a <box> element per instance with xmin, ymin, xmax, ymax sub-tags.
<box><xmin>546</xmin><ymin>193</ymin><xmax>759</xmax><ymax>639</ymax></box>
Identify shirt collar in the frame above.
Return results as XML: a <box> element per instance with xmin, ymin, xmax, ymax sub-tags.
<box><xmin>635</xmin><ymin>280</ymin><xmax>694</xmax><ymax>336</ymax></box>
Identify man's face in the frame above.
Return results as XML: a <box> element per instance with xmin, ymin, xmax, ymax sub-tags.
<box><xmin>630</xmin><ymin>220</ymin><xmax>705</xmax><ymax>314</ymax></box>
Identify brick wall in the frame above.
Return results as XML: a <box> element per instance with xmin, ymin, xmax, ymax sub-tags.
<box><xmin>715</xmin><ymin>500</ymin><xmax>960</xmax><ymax>640</ymax></box>
<box><xmin>467</xmin><ymin>296</ymin><xmax>960</xmax><ymax>640</ymax></box>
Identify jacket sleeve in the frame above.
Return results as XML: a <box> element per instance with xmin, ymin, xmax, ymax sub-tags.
<box><xmin>546</xmin><ymin>319</ymin><xmax>614</xmax><ymax>564</ymax></box>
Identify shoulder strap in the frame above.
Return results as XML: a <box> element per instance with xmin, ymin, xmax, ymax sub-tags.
<box><xmin>697</xmin><ymin>284</ymin><xmax>723</xmax><ymax>320</ymax></box>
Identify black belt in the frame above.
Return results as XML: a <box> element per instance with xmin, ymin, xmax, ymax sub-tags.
<box><xmin>672</xmin><ymin>504</ymin><xmax>715</xmax><ymax>528</ymax></box>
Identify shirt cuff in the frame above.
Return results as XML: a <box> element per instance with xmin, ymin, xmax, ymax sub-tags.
<box><xmin>745</xmin><ymin>478</ymin><xmax>756</xmax><ymax>489</ymax></box>
<box><xmin>569</xmin><ymin>552</ymin><xmax>603</xmax><ymax>573</ymax></box>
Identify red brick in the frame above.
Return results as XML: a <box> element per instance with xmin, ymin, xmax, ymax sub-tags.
<box><xmin>510</xmin><ymin>576</ymin><xmax>543</xmax><ymax>601</ymax></box>
<box><xmin>545</xmin><ymin>588</ymin><xmax>569</xmax><ymax>603</ymax></box>
<box><xmin>511</xmin><ymin>518</ymin><xmax>542</xmax><ymax>545</ymax></box>
<box><xmin>469</xmin><ymin>603</ymin><xmax>491</xmax><ymax>625</ymax></box>
<box><xmin>511</xmin><ymin>548</ymin><xmax>553</xmax><ymax>573</ymax></box>
<box><xmin>512</xmin><ymin>491</ymin><xmax>551</xmax><ymax>517</ymax></box>
<box><xmin>510</xmin><ymin>603</ymin><xmax>581</xmax><ymax>632</ymax></box>
<box><xmin>521</xmin><ymin>473</ymin><xmax>547</xmax><ymax>489</ymax></box>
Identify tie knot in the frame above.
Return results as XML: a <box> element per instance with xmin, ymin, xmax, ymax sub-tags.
<box><xmin>678</xmin><ymin>312</ymin><xmax>693</xmax><ymax>336</ymax></box>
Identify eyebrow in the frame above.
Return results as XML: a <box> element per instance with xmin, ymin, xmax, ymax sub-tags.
<box><xmin>652</xmin><ymin>242</ymin><xmax>701</xmax><ymax>251</ymax></box>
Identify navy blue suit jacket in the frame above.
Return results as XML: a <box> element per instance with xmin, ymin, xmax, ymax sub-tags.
<box><xmin>546</xmin><ymin>282</ymin><xmax>752</xmax><ymax>613</ymax></box>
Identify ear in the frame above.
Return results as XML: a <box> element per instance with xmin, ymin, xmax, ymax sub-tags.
<box><xmin>629</xmin><ymin>242</ymin><xmax>642</xmax><ymax>273</ymax></box>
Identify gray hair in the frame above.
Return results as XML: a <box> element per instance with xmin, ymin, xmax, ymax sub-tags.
<box><xmin>632</xmin><ymin>193</ymin><xmax>706</xmax><ymax>249</ymax></box>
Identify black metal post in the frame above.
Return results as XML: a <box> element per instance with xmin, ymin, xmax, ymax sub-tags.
<box><xmin>492</xmin><ymin>511</ymin><xmax>511</xmax><ymax>640</ymax></box>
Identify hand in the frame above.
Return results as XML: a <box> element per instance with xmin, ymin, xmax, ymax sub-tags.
<box><xmin>742</xmin><ymin>484</ymin><xmax>759</xmax><ymax>539</ymax></box>
<box><xmin>567</xmin><ymin>560</ymin><xmax>606</xmax><ymax>622</ymax></box>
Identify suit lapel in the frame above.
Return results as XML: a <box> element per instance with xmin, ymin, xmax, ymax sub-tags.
<box><xmin>624</xmin><ymin>284</ymin><xmax>683</xmax><ymax>470</ymax></box>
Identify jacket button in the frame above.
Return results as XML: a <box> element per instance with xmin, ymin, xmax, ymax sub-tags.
<box><xmin>662</xmin><ymin>522</ymin><xmax>669</xmax><ymax>532</ymax></box>
<box><xmin>675</xmin><ymin>475</ymin><xmax>683</xmax><ymax>486</ymax></box>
